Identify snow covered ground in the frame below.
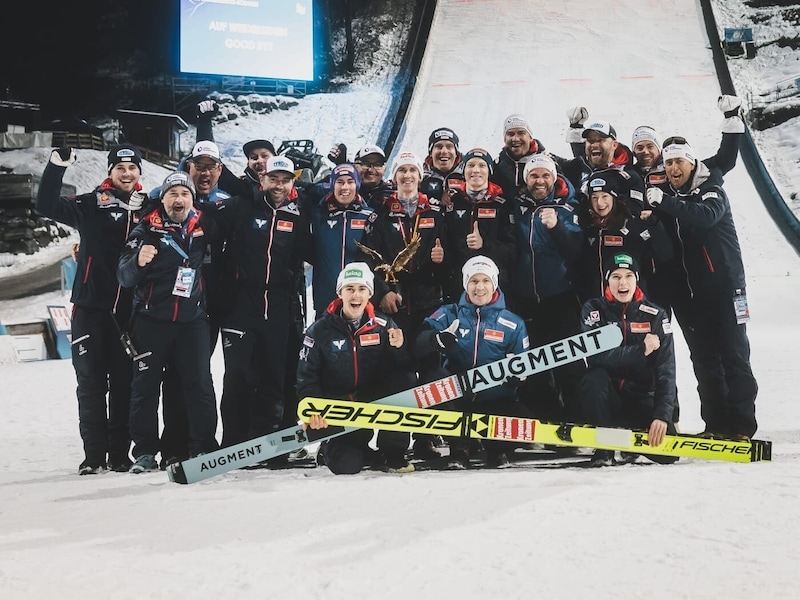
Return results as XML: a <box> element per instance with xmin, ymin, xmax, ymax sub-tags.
<box><xmin>1</xmin><ymin>1</ymin><xmax>799</xmax><ymax>599</ymax></box>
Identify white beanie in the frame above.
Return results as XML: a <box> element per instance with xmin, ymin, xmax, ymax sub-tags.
<box><xmin>336</xmin><ymin>262</ymin><xmax>375</xmax><ymax>294</ymax></box>
<box><xmin>523</xmin><ymin>153</ymin><xmax>557</xmax><ymax>181</ymax></box>
<box><xmin>631</xmin><ymin>126</ymin><xmax>661</xmax><ymax>151</ymax></box>
<box><xmin>662</xmin><ymin>141</ymin><xmax>696</xmax><ymax>164</ymax></box>
<box><xmin>391</xmin><ymin>150</ymin><xmax>424</xmax><ymax>180</ymax></box>
<box><xmin>462</xmin><ymin>255</ymin><xmax>499</xmax><ymax>290</ymax></box>
<box><xmin>503</xmin><ymin>113</ymin><xmax>534</xmax><ymax>138</ymax></box>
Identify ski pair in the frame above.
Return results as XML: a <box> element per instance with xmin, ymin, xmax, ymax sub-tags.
<box><xmin>296</xmin><ymin>398</ymin><xmax>772</xmax><ymax>464</ymax></box>
<box><xmin>167</xmin><ymin>324</ymin><xmax>623</xmax><ymax>484</ymax></box>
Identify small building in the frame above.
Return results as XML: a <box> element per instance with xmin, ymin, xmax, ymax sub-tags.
<box><xmin>116</xmin><ymin>109</ymin><xmax>189</xmax><ymax>163</ymax></box>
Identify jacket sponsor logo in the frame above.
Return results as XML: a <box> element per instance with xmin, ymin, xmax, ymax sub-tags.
<box><xmin>327</xmin><ymin>220</ymin><xmax>337</xmax><ymax>229</ymax></box>
<box><xmin>419</xmin><ymin>217</ymin><xmax>435</xmax><ymax>228</ymax></box>
<box><xmin>640</xmin><ymin>229</ymin><xmax>651</xmax><ymax>241</ymax></box>
<box><xmin>255</xmin><ymin>218</ymin><xmax>268</xmax><ymax>229</ymax></box>
<box><xmin>392</xmin><ymin>222</ymin><xmax>402</xmax><ymax>231</ymax></box>
<box><xmin>459</xmin><ymin>328</ymin><xmax>469</xmax><ymax>338</ymax></box>
<box><xmin>604</xmin><ymin>235</ymin><xmax>623</xmax><ymax>246</ymax></box>
<box><xmin>630</xmin><ymin>322</ymin><xmax>651</xmax><ymax>333</ymax></box>
<box><xmin>303</xmin><ymin>335</ymin><xmax>315</xmax><ymax>348</ymax></box>
<box><xmin>110</xmin><ymin>211</ymin><xmax>124</xmax><ymax>221</ymax></box>
<box><xmin>276</xmin><ymin>220</ymin><xmax>294</xmax><ymax>232</ymax></box>
<box><xmin>702</xmin><ymin>191</ymin><xmax>719</xmax><ymax>201</ymax></box>
<box><xmin>350</xmin><ymin>219</ymin><xmax>366</xmax><ymax>229</ymax></box>
<box><xmin>519</xmin><ymin>206</ymin><xmax>529</xmax><ymax>214</ymax></box>
<box><xmin>630</xmin><ymin>189</ymin><xmax>643</xmax><ymax>201</ymax></box>
<box><xmin>639</xmin><ymin>304</ymin><xmax>659</xmax><ymax>315</ymax></box>
<box><xmin>126</xmin><ymin>239</ymin><xmax>139</xmax><ymax>249</ymax></box>
<box><xmin>359</xmin><ymin>333</ymin><xmax>381</xmax><ymax>346</ymax></box>
<box><xmin>497</xmin><ymin>316</ymin><xmax>517</xmax><ymax>330</ymax></box>
<box><xmin>456</xmin><ymin>210</ymin><xmax>467</xmax><ymax>218</ymax></box>
<box><xmin>484</xmin><ymin>329</ymin><xmax>504</xmax><ymax>342</ymax></box>
<box><xmin>332</xmin><ymin>339</ymin><xmax>346</xmax><ymax>351</ymax></box>
<box><xmin>477</xmin><ymin>208</ymin><xmax>496</xmax><ymax>218</ymax></box>
<box><xmin>584</xmin><ymin>311</ymin><xmax>600</xmax><ymax>326</ymax></box>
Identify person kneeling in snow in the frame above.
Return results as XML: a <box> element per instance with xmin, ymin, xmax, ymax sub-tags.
<box><xmin>298</xmin><ymin>263</ymin><xmax>416</xmax><ymax>474</ymax></box>
<box><xmin>415</xmin><ymin>256</ymin><xmax>530</xmax><ymax>470</ymax></box>
<box><xmin>578</xmin><ymin>253</ymin><xmax>678</xmax><ymax>467</ymax></box>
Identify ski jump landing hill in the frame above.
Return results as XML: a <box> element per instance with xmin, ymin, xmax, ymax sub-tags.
<box><xmin>392</xmin><ymin>0</ymin><xmax>800</xmax><ymax>435</ymax></box>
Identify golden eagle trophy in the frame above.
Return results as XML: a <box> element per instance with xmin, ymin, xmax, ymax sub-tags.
<box><xmin>355</xmin><ymin>233</ymin><xmax>421</xmax><ymax>284</ymax></box>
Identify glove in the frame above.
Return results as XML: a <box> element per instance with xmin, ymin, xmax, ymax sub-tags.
<box><xmin>327</xmin><ymin>143</ymin><xmax>347</xmax><ymax>165</ymax></box>
<box><xmin>128</xmin><ymin>190</ymin><xmax>148</xmax><ymax>211</ymax></box>
<box><xmin>718</xmin><ymin>95</ymin><xmax>742</xmax><ymax>117</ymax></box>
<box><xmin>646</xmin><ymin>187</ymin><xmax>664</xmax><ymax>207</ymax></box>
<box><xmin>566</xmin><ymin>106</ymin><xmax>589</xmax><ymax>127</ymax></box>
<box><xmin>196</xmin><ymin>100</ymin><xmax>218</xmax><ymax>119</ymax></box>
<box><xmin>49</xmin><ymin>147</ymin><xmax>76</xmax><ymax>168</ymax></box>
<box><xmin>435</xmin><ymin>319</ymin><xmax>460</xmax><ymax>350</ymax></box>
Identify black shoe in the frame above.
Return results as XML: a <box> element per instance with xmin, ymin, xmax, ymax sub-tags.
<box><xmin>107</xmin><ymin>458</ymin><xmax>133</xmax><ymax>472</ymax></box>
<box><xmin>616</xmin><ymin>451</ymin><xmax>639</xmax><ymax>465</ymax></box>
<box><xmin>486</xmin><ymin>452</ymin><xmax>511</xmax><ymax>469</ymax></box>
<box><xmin>588</xmin><ymin>449</ymin><xmax>614</xmax><ymax>468</ymax></box>
<box><xmin>412</xmin><ymin>438</ymin><xmax>441</xmax><ymax>461</ymax></box>
<box><xmin>378</xmin><ymin>450</ymin><xmax>415</xmax><ymax>473</ymax></box>
<box><xmin>446</xmin><ymin>448</ymin><xmax>470</xmax><ymax>470</ymax></box>
<box><xmin>78</xmin><ymin>459</ymin><xmax>106</xmax><ymax>475</ymax></box>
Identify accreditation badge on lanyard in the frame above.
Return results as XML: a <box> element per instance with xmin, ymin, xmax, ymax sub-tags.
<box><xmin>733</xmin><ymin>289</ymin><xmax>750</xmax><ymax>325</ymax></box>
<box><xmin>173</xmin><ymin>266</ymin><xmax>196</xmax><ymax>298</ymax></box>
<box><xmin>162</xmin><ymin>232</ymin><xmax>195</xmax><ymax>298</ymax></box>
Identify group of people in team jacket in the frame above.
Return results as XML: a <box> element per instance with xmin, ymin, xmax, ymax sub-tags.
<box><xmin>35</xmin><ymin>94</ymin><xmax>757</xmax><ymax>474</ymax></box>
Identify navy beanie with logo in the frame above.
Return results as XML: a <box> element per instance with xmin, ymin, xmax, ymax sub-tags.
<box><xmin>330</xmin><ymin>163</ymin><xmax>361</xmax><ymax>192</ymax></box>
<box><xmin>107</xmin><ymin>143</ymin><xmax>142</xmax><ymax>173</ymax></box>
<box><xmin>428</xmin><ymin>127</ymin><xmax>460</xmax><ymax>154</ymax></box>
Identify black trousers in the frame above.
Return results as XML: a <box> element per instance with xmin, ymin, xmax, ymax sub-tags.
<box><xmin>129</xmin><ymin>315</ymin><xmax>219</xmax><ymax>459</ymax></box>
<box><xmin>220</xmin><ymin>296</ymin><xmax>292</xmax><ymax>447</ymax></box>
<box><xmin>513</xmin><ymin>292</ymin><xmax>587</xmax><ymax>422</ymax></box>
<box><xmin>672</xmin><ymin>289</ymin><xmax>758</xmax><ymax>437</ymax></box>
<box><xmin>159</xmin><ymin>311</ymin><xmax>221</xmax><ymax>462</ymax></box>
<box><xmin>71</xmin><ymin>306</ymin><xmax>132</xmax><ymax>464</ymax></box>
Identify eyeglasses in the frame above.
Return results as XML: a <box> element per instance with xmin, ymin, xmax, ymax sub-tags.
<box><xmin>191</xmin><ymin>161</ymin><xmax>220</xmax><ymax>173</ymax></box>
<box><xmin>356</xmin><ymin>161</ymin><xmax>385</xmax><ymax>170</ymax></box>
<box><xmin>662</xmin><ymin>136</ymin><xmax>688</xmax><ymax>147</ymax></box>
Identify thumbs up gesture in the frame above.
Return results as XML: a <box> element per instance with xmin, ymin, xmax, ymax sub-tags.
<box><xmin>431</xmin><ymin>237</ymin><xmax>445</xmax><ymax>264</ymax></box>
<box><xmin>466</xmin><ymin>221</ymin><xmax>483</xmax><ymax>250</ymax></box>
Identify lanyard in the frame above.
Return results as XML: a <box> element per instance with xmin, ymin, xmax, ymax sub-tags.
<box><xmin>398</xmin><ymin>212</ymin><xmax>420</xmax><ymax>247</ymax></box>
<box><xmin>162</xmin><ymin>234</ymin><xmax>189</xmax><ymax>261</ymax></box>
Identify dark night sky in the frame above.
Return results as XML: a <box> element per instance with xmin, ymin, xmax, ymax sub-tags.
<box><xmin>2</xmin><ymin>1</ymin><xmax>178</xmax><ymax>119</ymax></box>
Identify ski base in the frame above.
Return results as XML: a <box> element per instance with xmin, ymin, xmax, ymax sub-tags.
<box><xmin>297</xmin><ymin>397</ymin><xmax>772</xmax><ymax>464</ymax></box>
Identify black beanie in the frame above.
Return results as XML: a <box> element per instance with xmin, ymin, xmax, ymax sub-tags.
<box><xmin>588</xmin><ymin>169</ymin><xmax>624</xmax><ymax>197</ymax></box>
<box><xmin>107</xmin><ymin>143</ymin><xmax>142</xmax><ymax>173</ymax></box>
<box><xmin>461</xmin><ymin>148</ymin><xmax>494</xmax><ymax>176</ymax></box>
<box><xmin>604</xmin><ymin>252</ymin><xmax>639</xmax><ymax>281</ymax></box>
<box><xmin>243</xmin><ymin>139</ymin><xmax>277</xmax><ymax>157</ymax></box>
<box><xmin>428</xmin><ymin>127</ymin><xmax>460</xmax><ymax>154</ymax></box>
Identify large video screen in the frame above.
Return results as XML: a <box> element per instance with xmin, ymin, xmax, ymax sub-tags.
<box><xmin>180</xmin><ymin>0</ymin><xmax>314</xmax><ymax>81</ymax></box>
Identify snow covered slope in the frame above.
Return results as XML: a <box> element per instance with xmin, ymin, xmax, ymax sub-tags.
<box><xmin>396</xmin><ymin>0</ymin><xmax>800</xmax><ymax>434</ymax></box>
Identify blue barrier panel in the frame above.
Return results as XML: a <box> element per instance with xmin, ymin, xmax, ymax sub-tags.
<box><xmin>61</xmin><ymin>258</ymin><xmax>77</xmax><ymax>294</ymax></box>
